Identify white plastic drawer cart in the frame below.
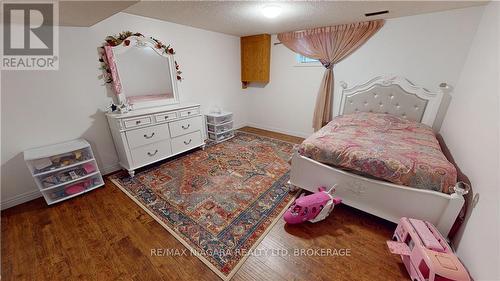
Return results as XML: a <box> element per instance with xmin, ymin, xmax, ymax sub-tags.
<box><xmin>205</xmin><ymin>112</ymin><xmax>234</xmax><ymax>143</ymax></box>
<box><xmin>24</xmin><ymin>139</ymin><xmax>104</xmax><ymax>205</ymax></box>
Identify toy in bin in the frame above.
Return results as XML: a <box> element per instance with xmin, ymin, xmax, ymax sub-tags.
<box><xmin>284</xmin><ymin>185</ymin><xmax>342</xmax><ymax>224</ymax></box>
<box><xmin>48</xmin><ymin>178</ymin><xmax>95</xmax><ymax>200</ymax></box>
<box><xmin>387</xmin><ymin>217</ymin><xmax>471</xmax><ymax>281</ymax></box>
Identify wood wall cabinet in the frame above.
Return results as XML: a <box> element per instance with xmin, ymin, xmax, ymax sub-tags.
<box><xmin>240</xmin><ymin>34</ymin><xmax>271</xmax><ymax>88</ymax></box>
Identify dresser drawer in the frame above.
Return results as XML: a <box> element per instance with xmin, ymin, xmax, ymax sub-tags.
<box><xmin>123</xmin><ymin>116</ymin><xmax>152</xmax><ymax>129</ymax></box>
<box><xmin>126</xmin><ymin>123</ymin><xmax>170</xmax><ymax>149</ymax></box>
<box><xmin>154</xmin><ymin>112</ymin><xmax>177</xmax><ymax>123</ymax></box>
<box><xmin>168</xmin><ymin>115</ymin><xmax>203</xmax><ymax>138</ymax></box>
<box><xmin>131</xmin><ymin>139</ymin><xmax>172</xmax><ymax>168</ymax></box>
<box><xmin>171</xmin><ymin>131</ymin><xmax>203</xmax><ymax>155</ymax></box>
<box><xmin>179</xmin><ymin>107</ymin><xmax>200</xmax><ymax>118</ymax></box>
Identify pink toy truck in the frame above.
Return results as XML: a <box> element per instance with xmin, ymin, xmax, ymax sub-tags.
<box><xmin>284</xmin><ymin>186</ymin><xmax>342</xmax><ymax>224</ymax></box>
<box><xmin>387</xmin><ymin>217</ymin><xmax>471</xmax><ymax>281</ymax></box>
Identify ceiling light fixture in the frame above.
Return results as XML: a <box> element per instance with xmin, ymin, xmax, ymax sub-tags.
<box><xmin>262</xmin><ymin>5</ymin><xmax>282</xmax><ymax>19</ymax></box>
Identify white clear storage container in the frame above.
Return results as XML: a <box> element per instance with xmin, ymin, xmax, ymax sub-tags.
<box><xmin>207</xmin><ymin>121</ymin><xmax>233</xmax><ymax>134</ymax></box>
<box><xmin>208</xmin><ymin>131</ymin><xmax>234</xmax><ymax>143</ymax></box>
<box><xmin>26</xmin><ymin>146</ymin><xmax>93</xmax><ymax>176</ymax></box>
<box><xmin>24</xmin><ymin>139</ymin><xmax>104</xmax><ymax>205</ymax></box>
<box><xmin>41</xmin><ymin>174</ymin><xmax>104</xmax><ymax>205</ymax></box>
<box><xmin>205</xmin><ymin>112</ymin><xmax>234</xmax><ymax>144</ymax></box>
<box><xmin>36</xmin><ymin>160</ymin><xmax>98</xmax><ymax>189</ymax></box>
<box><xmin>206</xmin><ymin>112</ymin><xmax>233</xmax><ymax>125</ymax></box>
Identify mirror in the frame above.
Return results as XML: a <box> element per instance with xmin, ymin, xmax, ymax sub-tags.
<box><xmin>108</xmin><ymin>35</ymin><xmax>180</xmax><ymax>110</ymax></box>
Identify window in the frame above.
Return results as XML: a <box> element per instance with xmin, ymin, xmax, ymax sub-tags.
<box><xmin>296</xmin><ymin>54</ymin><xmax>318</xmax><ymax>63</ymax></box>
<box><xmin>295</xmin><ymin>54</ymin><xmax>321</xmax><ymax>67</ymax></box>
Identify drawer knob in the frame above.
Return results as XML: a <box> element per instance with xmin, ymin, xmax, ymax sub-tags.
<box><xmin>188</xmin><ymin>111</ymin><xmax>191</xmax><ymax>115</ymax></box>
<box><xmin>164</xmin><ymin>116</ymin><xmax>169</xmax><ymax>119</ymax></box>
<box><xmin>184</xmin><ymin>139</ymin><xmax>192</xmax><ymax>145</ymax></box>
<box><xmin>182</xmin><ymin>124</ymin><xmax>190</xmax><ymax>130</ymax></box>
<box><xmin>147</xmin><ymin>150</ymin><xmax>158</xmax><ymax>156</ymax></box>
<box><xmin>136</xmin><ymin>120</ymin><xmax>141</xmax><ymax>125</ymax></box>
<box><xmin>143</xmin><ymin>132</ymin><xmax>155</xmax><ymax>139</ymax></box>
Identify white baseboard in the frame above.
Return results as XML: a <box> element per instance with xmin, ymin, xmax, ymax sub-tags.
<box><xmin>241</xmin><ymin>122</ymin><xmax>311</xmax><ymax>138</ymax></box>
<box><xmin>1</xmin><ymin>189</ymin><xmax>42</xmax><ymax>210</ymax></box>
<box><xmin>101</xmin><ymin>163</ymin><xmax>122</xmax><ymax>175</ymax></box>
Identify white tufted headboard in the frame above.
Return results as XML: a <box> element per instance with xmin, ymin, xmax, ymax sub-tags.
<box><xmin>335</xmin><ymin>75</ymin><xmax>446</xmax><ymax>128</ymax></box>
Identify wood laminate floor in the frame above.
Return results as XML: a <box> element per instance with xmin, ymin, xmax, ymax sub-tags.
<box><xmin>1</xmin><ymin>127</ymin><xmax>409</xmax><ymax>281</ymax></box>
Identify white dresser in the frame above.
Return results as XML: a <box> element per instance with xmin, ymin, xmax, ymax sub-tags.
<box><xmin>106</xmin><ymin>103</ymin><xmax>205</xmax><ymax>177</ymax></box>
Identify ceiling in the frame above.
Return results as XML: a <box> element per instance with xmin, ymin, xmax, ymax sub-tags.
<box><xmin>59</xmin><ymin>1</ymin><xmax>138</xmax><ymax>26</ymax></box>
<box><xmin>60</xmin><ymin>1</ymin><xmax>487</xmax><ymax>35</ymax></box>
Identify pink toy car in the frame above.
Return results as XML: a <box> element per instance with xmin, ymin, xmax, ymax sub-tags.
<box><xmin>387</xmin><ymin>217</ymin><xmax>471</xmax><ymax>281</ymax></box>
<box><xmin>284</xmin><ymin>186</ymin><xmax>342</xmax><ymax>224</ymax></box>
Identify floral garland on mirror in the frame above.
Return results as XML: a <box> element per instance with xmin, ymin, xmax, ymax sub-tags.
<box><xmin>104</xmin><ymin>31</ymin><xmax>143</xmax><ymax>47</ymax></box>
<box><xmin>98</xmin><ymin>31</ymin><xmax>183</xmax><ymax>86</ymax></box>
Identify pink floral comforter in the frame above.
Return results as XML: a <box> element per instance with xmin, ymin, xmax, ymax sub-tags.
<box><xmin>299</xmin><ymin>113</ymin><xmax>457</xmax><ymax>193</ymax></box>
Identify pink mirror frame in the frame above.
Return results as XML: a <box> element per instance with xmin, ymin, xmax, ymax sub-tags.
<box><xmin>99</xmin><ymin>31</ymin><xmax>182</xmax><ymax>97</ymax></box>
<box><xmin>103</xmin><ymin>45</ymin><xmax>122</xmax><ymax>95</ymax></box>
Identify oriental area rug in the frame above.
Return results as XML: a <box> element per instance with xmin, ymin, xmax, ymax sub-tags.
<box><xmin>109</xmin><ymin>131</ymin><xmax>297</xmax><ymax>280</ymax></box>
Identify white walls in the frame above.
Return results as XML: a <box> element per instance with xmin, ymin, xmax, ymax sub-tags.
<box><xmin>1</xmin><ymin>13</ymin><xmax>245</xmax><ymax>208</ymax></box>
<box><xmin>244</xmin><ymin>7</ymin><xmax>484</xmax><ymax>137</ymax></box>
<box><xmin>439</xmin><ymin>2</ymin><xmax>500</xmax><ymax>280</ymax></box>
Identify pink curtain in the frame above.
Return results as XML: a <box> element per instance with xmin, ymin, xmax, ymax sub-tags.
<box><xmin>278</xmin><ymin>20</ymin><xmax>384</xmax><ymax>131</ymax></box>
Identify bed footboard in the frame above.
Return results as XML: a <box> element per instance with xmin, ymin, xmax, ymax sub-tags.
<box><xmin>289</xmin><ymin>152</ymin><xmax>465</xmax><ymax>237</ymax></box>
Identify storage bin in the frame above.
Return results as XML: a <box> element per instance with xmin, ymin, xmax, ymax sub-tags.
<box><xmin>41</xmin><ymin>174</ymin><xmax>104</xmax><ymax>205</ymax></box>
<box><xmin>206</xmin><ymin>113</ymin><xmax>233</xmax><ymax>125</ymax></box>
<box><xmin>205</xmin><ymin>112</ymin><xmax>234</xmax><ymax>144</ymax></box>
<box><xmin>207</xmin><ymin>121</ymin><xmax>233</xmax><ymax>134</ymax></box>
<box><xmin>37</xmin><ymin>161</ymin><xmax>98</xmax><ymax>189</ymax></box>
<box><xmin>208</xmin><ymin>131</ymin><xmax>234</xmax><ymax>142</ymax></box>
<box><xmin>27</xmin><ymin>147</ymin><xmax>93</xmax><ymax>176</ymax></box>
<box><xmin>24</xmin><ymin>139</ymin><xmax>104</xmax><ymax>205</ymax></box>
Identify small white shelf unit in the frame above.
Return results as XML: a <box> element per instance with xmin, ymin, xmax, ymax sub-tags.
<box><xmin>206</xmin><ymin>112</ymin><xmax>234</xmax><ymax>143</ymax></box>
<box><xmin>24</xmin><ymin>139</ymin><xmax>104</xmax><ymax>205</ymax></box>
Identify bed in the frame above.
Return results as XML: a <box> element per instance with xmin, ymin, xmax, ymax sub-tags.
<box><xmin>289</xmin><ymin>75</ymin><xmax>468</xmax><ymax>237</ymax></box>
